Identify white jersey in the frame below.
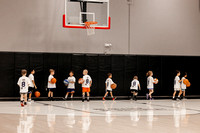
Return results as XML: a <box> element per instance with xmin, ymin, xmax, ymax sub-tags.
<box><xmin>181</xmin><ymin>77</ymin><xmax>186</xmax><ymax>89</ymax></box>
<box><xmin>147</xmin><ymin>76</ymin><xmax>154</xmax><ymax>89</ymax></box>
<box><xmin>47</xmin><ymin>75</ymin><xmax>56</xmax><ymax>88</ymax></box>
<box><xmin>17</xmin><ymin>76</ymin><xmax>31</xmax><ymax>93</ymax></box>
<box><xmin>67</xmin><ymin>76</ymin><xmax>76</xmax><ymax>89</ymax></box>
<box><xmin>82</xmin><ymin>75</ymin><xmax>92</xmax><ymax>88</ymax></box>
<box><xmin>130</xmin><ymin>79</ymin><xmax>140</xmax><ymax>90</ymax></box>
<box><xmin>28</xmin><ymin>74</ymin><xmax>34</xmax><ymax>88</ymax></box>
<box><xmin>174</xmin><ymin>76</ymin><xmax>180</xmax><ymax>89</ymax></box>
<box><xmin>105</xmin><ymin>78</ymin><xmax>114</xmax><ymax>91</ymax></box>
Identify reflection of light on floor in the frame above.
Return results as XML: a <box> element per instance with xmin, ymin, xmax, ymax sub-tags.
<box><xmin>17</xmin><ymin>108</ymin><xmax>34</xmax><ymax>133</ymax></box>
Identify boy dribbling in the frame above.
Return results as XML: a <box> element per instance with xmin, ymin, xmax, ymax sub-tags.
<box><xmin>103</xmin><ymin>73</ymin><xmax>116</xmax><ymax>101</ymax></box>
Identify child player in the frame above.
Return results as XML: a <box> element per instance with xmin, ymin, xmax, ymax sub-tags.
<box><xmin>64</xmin><ymin>71</ymin><xmax>76</xmax><ymax>100</ymax></box>
<box><xmin>81</xmin><ymin>69</ymin><xmax>92</xmax><ymax>102</ymax></box>
<box><xmin>130</xmin><ymin>76</ymin><xmax>141</xmax><ymax>101</ymax></box>
<box><xmin>180</xmin><ymin>72</ymin><xmax>187</xmax><ymax>99</ymax></box>
<box><xmin>48</xmin><ymin>69</ymin><xmax>56</xmax><ymax>101</ymax></box>
<box><xmin>146</xmin><ymin>71</ymin><xmax>157</xmax><ymax>100</ymax></box>
<box><xmin>28</xmin><ymin>69</ymin><xmax>37</xmax><ymax>102</ymax></box>
<box><xmin>17</xmin><ymin>69</ymin><xmax>31</xmax><ymax>107</ymax></box>
<box><xmin>103</xmin><ymin>73</ymin><xmax>116</xmax><ymax>101</ymax></box>
<box><xmin>172</xmin><ymin>70</ymin><xmax>182</xmax><ymax>100</ymax></box>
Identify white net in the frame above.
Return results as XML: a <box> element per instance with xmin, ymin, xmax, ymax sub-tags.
<box><xmin>86</xmin><ymin>26</ymin><xmax>95</xmax><ymax>36</ymax></box>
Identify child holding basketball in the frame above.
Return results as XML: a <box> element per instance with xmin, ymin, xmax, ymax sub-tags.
<box><xmin>28</xmin><ymin>69</ymin><xmax>37</xmax><ymax>102</ymax></box>
<box><xmin>130</xmin><ymin>76</ymin><xmax>141</xmax><ymax>101</ymax></box>
<box><xmin>48</xmin><ymin>69</ymin><xmax>56</xmax><ymax>101</ymax></box>
<box><xmin>172</xmin><ymin>70</ymin><xmax>182</xmax><ymax>100</ymax></box>
<box><xmin>81</xmin><ymin>69</ymin><xmax>92</xmax><ymax>102</ymax></box>
<box><xmin>146</xmin><ymin>71</ymin><xmax>157</xmax><ymax>100</ymax></box>
<box><xmin>64</xmin><ymin>71</ymin><xmax>76</xmax><ymax>100</ymax></box>
<box><xmin>17</xmin><ymin>69</ymin><xmax>31</xmax><ymax>107</ymax></box>
<box><xmin>180</xmin><ymin>72</ymin><xmax>187</xmax><ymax>99</ymax></box>
<box><xmin>103</xmin><ymin>73</ymin><xmax>116</xmax><ymax>101</ymax></box>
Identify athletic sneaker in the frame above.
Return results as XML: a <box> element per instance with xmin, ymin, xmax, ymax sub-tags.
<box><xmin>24</xmin><ymin>102</ymin><xmax>27</xmax><ymax>105</ymax></box>
<box><xmin>82</xmin><ymin>99</ymin><xmax>84</xmax><ymax>102</ymax></box>
<box><xmin>21</xmin><ymin>103</ymin><xmax>24</xmax><ymax>107</ymax></box>
<box><xmin>28</xmin><ymin>99</ymin><xmax>31</xmax><ymax>102</ymax></box>
<box><xmin>112</xmin><ymin>97</ymin><xmax>117</xmax><ymax>101</ymax></box>
<box><xmin>177</xmin><ymin>97</ymin><xmax>181</xmax><ymax>100</ymax></box>
<box><xmin>103</xmin><ymin>97</ymin><xmax>105</xmax><ymax>101</ymax></box>
<box><xmin>172</xmin><ymin>97</ymin><xmax>176</xmax><ymax>100</ymax></box>
<box><xmin>87</xmin><ymin>99</ymin><xmax>90</xmax><ymax>102</ymax></box>
<box><xmin>62</xmin><ymin>97</ymin><xmax>67</xmax><ymax>101</ymax></box>
<box><xmin>150</xmin><ymin>98</ymin><xmax>153</xmax><ymax>100</ymax></box>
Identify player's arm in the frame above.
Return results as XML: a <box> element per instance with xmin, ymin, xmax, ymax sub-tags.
<box><xmin>90</xmin><ymin>80</ymin><xmax>92</xmax><ymax>87</ymax></box>
<box><xmin>32</xmin><ymin>80</ymin><xmax>37</xmax><ymax>89</ymax></box>
<box><xmin>17</xmin><ymin>79</ymin><xmax>20</xmax><ymax>87</ymax></box>
<box><xmin>138</xmin><ymin>83</ymin><xmax>141</xmax><ymax>90</ymax></box>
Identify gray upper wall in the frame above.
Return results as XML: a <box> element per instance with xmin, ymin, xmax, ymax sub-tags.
<box><xmin>0</xmin><ymin>0</ymin><xmax>200</xmax><ymax>56</ymax></box>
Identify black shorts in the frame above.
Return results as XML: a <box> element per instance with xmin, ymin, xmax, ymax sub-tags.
<box><xmin>131</xmin><ymin>89</ymin><xmax>138</xmax><ymax>93</ymax></box>
<box><xmin>48</xmin><ymin>88</ymin><xmax>55</xmax><ymax>92</ymax></box>
<box><xmin>28</xmin><ymin>87</ymin><xmax>34</xmax><ymax>93</ymax></box>
<box><xmin>106</xmin><ymin>90</ymin><xmax>112</xmax><ymax>92</ymax></box>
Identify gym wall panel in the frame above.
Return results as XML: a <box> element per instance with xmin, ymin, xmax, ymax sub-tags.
<box><xmin>0</xmin><ymin>53</ymin><xmax>15</xmax><ymax>97</ymax></box>
<box><xmin>0</xmin><ymin>52</ymin><xmax>200</xmax><ymax>97</ymax></box>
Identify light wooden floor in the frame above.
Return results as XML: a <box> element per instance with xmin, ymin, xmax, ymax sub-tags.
<box><xmin>0</xmin><ymin>100</ymin><xmax>200</xmax><ymax>133</ymax></box>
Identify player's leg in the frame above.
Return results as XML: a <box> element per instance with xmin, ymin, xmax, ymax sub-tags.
<box><xmin>20</xmin><ymin>94</ymin><xmax>24</xmax><ymax>107</ymax></box>
<box><xmin>149</xmin><ymin>89</ymin><xmax>153</xmax><ymax>99</ymax></box>
<box><xmin>183</xmin><ymin>90</ymin><xmax>186</xmax><ymax>98</ymax></box>
<box><xmin>48</xmin><ymin>89</ymin><xmax>51</xmax><ymax>100</ymax></box>
<box><xmin>71</xmin><ymin>91</ymin><xmax>75</xmax><ymax>99</ymax></box>
<box><xmin>103</xmin><ymin>91</ymin><xmax>108</xmax><ymax>100</ymax></box>
<box><xmin>82</xmin><ymin>92</ymin><xmax>85</xmax><ymax>102</ymax></box>
<box><xmin>65</xmin><ymin>92</ymin><xmax>69</xmax><ymax>99</ymax></box>
<box><xmin>86</xmin><ymin>92</ymin><xmax>90</xmax><ymax>102</ymax></box>
<box><xmin>24</xmin><ymin>93</ymin><xmax>27</xmax><ymax>105</ymax></box>
<box><xmin>177</xmin><ymin>90</ymin><xmax>182</xmax><ymax>100</ymax></box>
<box><xmin>51</xmin><ymin>91</ymin><xmax>54</xmax><ymax>100</ymax></box>
<box><xmin>173</xmin><ymin>90</ymin><xmax>177</xmax><ymax>100</ymax></box>
<box><xmin>134</xmin><ymin>91</ymin><xmax>138</xmax><ymax>101</ymax></box>
<box><xmin>110</xmin><ymin>92</ymin><xmax>115</xmax><ymax>101</ymax></box>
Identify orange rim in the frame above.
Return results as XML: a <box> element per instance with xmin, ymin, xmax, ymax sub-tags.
<box><xmin>84</xmin><ymin>21</ymin><xmax>98</xmax><ymax>27</ymax></box>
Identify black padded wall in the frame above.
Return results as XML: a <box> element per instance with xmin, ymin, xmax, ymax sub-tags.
<box><xmin>0</xmin><ymin>52</ymin><xmax>199</xmax><ymax>97</ymax></box>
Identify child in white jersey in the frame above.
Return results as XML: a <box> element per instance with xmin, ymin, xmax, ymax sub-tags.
<box><xmin>103</xmin><ymin>73</ymin><xmax>116</xmax><ymax>101</ymax></box>
<box><xmin>48</xmin><ymin>69</ymin><xmax>56</xmax><ymax>101</ymax></box>
<box><xmin>17</xmin><ymin>69</ymin><xmax>31</xmax><ymax>107</ymax></box>
<box><xmin>130</xmin><ymin>76</ymin><xmax>141</xmax><ymax>101</ymax></box>
<box><xmin>172</xmin><ymin>70</ymin><xmax>182</xmax><ymax>100</ymax></box>
<box><xmin>146</xmin><ymin>71</ymin><xmax>157</xmax><ymax>100</ymax></box>
<box><xmin>180</xmin><ymin>72</ymin><xmax>188</xmax><ymax>99</ymax></box>
<box><xmin>28</xmin><ymin>69</ymin><xmax>37</xmax><ymax>102</ymax></box>
<box><xmin>81</xmin><ymin>69</ymin><xmax>92</xmax><ymax>102</ymax></box>
<box><xmin>64</xmin><ymin>71</ymin><xmax>76</xmax><ymax>100</ymax></box>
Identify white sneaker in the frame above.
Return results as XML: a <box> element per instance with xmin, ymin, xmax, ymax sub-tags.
<box><xmin>28</xmin><ymin>99</ymin><xmax>31</xmax><ymax>102</ymax></box>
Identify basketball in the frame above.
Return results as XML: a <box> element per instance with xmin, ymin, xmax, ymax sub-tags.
<box><xmin>63</xmin><ymin>79</ymin><xmax>69</xmax><ymax>86</ymax></box>
<box><xmin>183</xmin><ymin>79</ymin><xmax>191</xmax><ymax>87</ymax></box>
<box><xmin>35</xmin><ymin>91</ymin><xmax>40</xmax><ymax>98</ymax></box>
<box><xmin>78</xmin><ymin>78</ymin><xmax>84</xmax><ymax>84</ymax></box>
<box><xmin>154</xmin><ymin>78</ymin><xmax>159</xmax><ymax>84</ymax></box>
<box><xmin>51</xmin><ymin>78</ymin><xmax>57</xmax><ymax>84</ymax></box>
<box><xmin>111</xmin><ymin>83</ymin><xmax>117</xmax><ymax>89</ymax></box>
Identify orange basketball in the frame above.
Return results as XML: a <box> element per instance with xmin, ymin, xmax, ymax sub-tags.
<box><xmin>111</xmin><ymin>83</ymin><xmax>117</xmax><ymax>89</ymax></box>
<box><xmin>183</xmin><ymin>79</ymin><xmax>191</xmax><ymax>87</ymax></box>
<box><xmin>35</xmin><ymin>91</ymin><xmax>40</xmax><ymax>98</ymax></box>
<box><xmin>51</xmin><ymin>78</ymin><xmax>57</xmax><ymax>84</ymax></box>
<box><xmin>78</xmin><ymin>78</ymin><xmax>84</xmax><ymax>84</ymax></box>
<box><xmin>154</xmin><ymin>78</ymin><xmax>159</xmax><ymax>84</ymax></box>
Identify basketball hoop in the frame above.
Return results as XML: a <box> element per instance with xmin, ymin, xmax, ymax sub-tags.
<box><xmin>84</xmin><ymin>21</ymin><xmax>98</xmax><ymax>36</ymax></box>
